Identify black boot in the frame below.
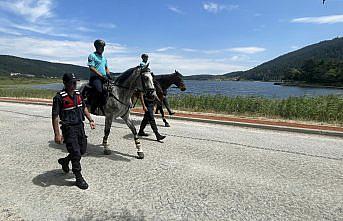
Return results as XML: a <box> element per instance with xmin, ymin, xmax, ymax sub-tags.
<box><xmin>58</xmin><ymin>158</ymin><xmax>70</xmax><ymax>173</ymax></box>
<box><xmin>150</xmin><ymin>119</ymin><xmax>166</xmax><ymax>141</ymax></box>
<box><xmin>163</xmin><ymin>118</ymin><xmax>170</xmax><ymax>127</ymax></box>
<box><xmin>138</xmin><ymin>130</ymin><xmax>149</xmax><ymax>136</ymax></box>
<box><xmin>138</xmin><ymin>117</ymin><xmax>149</xmax><ymax>136</ymax></box>
<box><xmin>74</xmin><ymin>171</ymin><xmax>88</xmax><ymax>190</ymax></box>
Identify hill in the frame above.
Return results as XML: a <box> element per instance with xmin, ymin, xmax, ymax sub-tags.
<box><xmin>234</xmin><ymin>37</ymin><xmax>343</xmax><ymax>81</ymax></box>
<box><xmin>0</xmin><ymin>55</ymin><xmax>89</xmax><ymax>79</ymax></box>
<box><xmin>2</xmin><ymin>37</ymin><xmax>343</xmax><ymax>83</ymax></box>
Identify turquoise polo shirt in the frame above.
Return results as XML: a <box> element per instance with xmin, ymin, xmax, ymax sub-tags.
<box><xmin>139</xmin><ymin>61</ymin><xmax>149</xmax><ymax>69</ymax></box>
<box><xmin>88</xmin><ymin>52</ymin><xmax>108</xmax><ymax>78</ymax></box>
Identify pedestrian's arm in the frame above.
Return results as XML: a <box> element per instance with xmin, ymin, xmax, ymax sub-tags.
<box><xmin>52</xmin><ymin>116</ymin><xmax>60</xmax><ymax>135</ymax></box>
<box><xmin>139</xmin><ymin>92</ymin><xmax>147</xmax><ymax>112</ymax></box>
<box><xmin>84</xmin><ymin>107</ymin><xmax>95</xmax><ymax>129</ymax></box>
<box><xmin>52</xmin><ymin>115</ymin><xmax>63</xmax><ymax>144</ymax></box>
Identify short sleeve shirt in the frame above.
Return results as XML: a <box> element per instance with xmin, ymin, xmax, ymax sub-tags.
<box><xmin>139</xmin><ymin>61</ymin><xmax>148</xmax><ymax>69</ymax></box>
<box><xmin>88</xmin><ymin>52</ymin><xmax>108</xmax><ymax>78</ymax></box>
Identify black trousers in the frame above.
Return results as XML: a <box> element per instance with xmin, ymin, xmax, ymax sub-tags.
<box><xmin>140</xmin><ymin>99</ymin><xmax>159</xmax><ymax>133</ymax></box>
<box><xmin>61</xmin><ymin>123</ymin><xmax>87</xmax><ymax>173</ymax></box>
<box><xmin>89</xmin><ymin>77</ymin><xmax>107</xmax><ymax>109</ymax></box>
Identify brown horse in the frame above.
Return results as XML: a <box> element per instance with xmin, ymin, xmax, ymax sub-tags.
<box><xmin>132</xmin><ymin>70</ymin><xmax>186</xmax><ymax>126</ymax></box>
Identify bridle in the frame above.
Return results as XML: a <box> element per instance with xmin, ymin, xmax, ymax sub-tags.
<box><xmin>105</xmin><ymin>68</ymin><xmax>154</xmax><ymax>115</ymax></box>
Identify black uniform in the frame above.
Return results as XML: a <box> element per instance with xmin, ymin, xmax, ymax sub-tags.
<box><xmin>138</xmin><ymin>91</ymin><xmax>166</xmax><ymax>141</ymax></box>
<box><xmin>52</xmin><ymin>89</ymin><xmax>87</xmax><ymax>173</ymax></box>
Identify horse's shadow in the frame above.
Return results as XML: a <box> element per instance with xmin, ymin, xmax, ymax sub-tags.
<box><xmin>112</xmin><ymin>117</ymin><xmax>167</xmax><ymax>128</ymax></box>
<box><xmin>32</xmin><ymin>169</ymin><xmax>75</xmax><ymax>187</ymax></box>
<box><xmin>122</xmin><ymin>133</ymin><xmax>165</xmax><ymax>143</ymax></box>
<box><xmin>48</xmin><ymin>140</ymin><xmax>137</xmax><ymax>162</ymax></box>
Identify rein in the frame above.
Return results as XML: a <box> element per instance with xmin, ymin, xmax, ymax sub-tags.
<box><xmin>105</xmin><ymin>71</ymin><xmax>148</xmax><ymax>115</ymax></box>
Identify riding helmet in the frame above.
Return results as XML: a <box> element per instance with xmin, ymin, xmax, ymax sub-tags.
<box><xmin>94</xmin><ymin>39</ymin><xmax>106</xmax><ymax>48</ymax></box>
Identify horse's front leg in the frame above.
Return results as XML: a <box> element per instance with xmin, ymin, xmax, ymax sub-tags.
<box><xmin>122</xmin><ymin>112</ymin><xmax>144</xmax><ymax>159</ymax></box>
<box><xmin>156</xmin><ymin>98</ymin><xmax>170</xmax><ymax>127</ymax></box>
<box><xmin>102</xmin><ymin>113</ymin><xmax>113</xmax><ymax>155</ymax></box>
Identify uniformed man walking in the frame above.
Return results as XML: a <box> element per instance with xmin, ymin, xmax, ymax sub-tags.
<box><xmin>52</xmin><ymin>73</ymin><xmax>95</xmax><ymax>190</ymax></box>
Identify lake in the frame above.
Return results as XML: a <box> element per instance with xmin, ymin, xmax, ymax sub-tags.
<box><xmin>32</xmin><ymin>80</ymin><xmax>343</xmax><ymax>99</ymax></box>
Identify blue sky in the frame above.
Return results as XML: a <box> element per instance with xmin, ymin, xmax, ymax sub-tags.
<box><xmin>0</xmin><ymin>0</ymin><xmax>342</xmax><ymax>75</ymax></box>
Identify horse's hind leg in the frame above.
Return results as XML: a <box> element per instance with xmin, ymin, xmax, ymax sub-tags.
<box><xmin>102</xmin><ymin>113</ymin><xmax>113</xmax><ymax>155</ymax></box>
<box><xmin>158</xmin><ymin>103</ymin><xmax>170</xmax><ymax>127</ymax></box>
<box><xmin>122</xmin><ymin>113</ymin><xmax>144</xmax><ymax>159</ymax></box>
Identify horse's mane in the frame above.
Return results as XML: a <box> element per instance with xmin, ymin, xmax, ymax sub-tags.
<box><xmin>154</xmin><ymin>72</ymin><xmax>183</xmax><ymax>81</ymax></box>
<box><xmin>115</xmin><ymin>67</ymin><xmax>137</xmax><ymax>85</ymax></box>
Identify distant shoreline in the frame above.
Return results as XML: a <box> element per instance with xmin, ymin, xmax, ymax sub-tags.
<box><xmin>274</xmin><ymin>82</ymin><xmax>343</xmax><ymax>90</ymax></box>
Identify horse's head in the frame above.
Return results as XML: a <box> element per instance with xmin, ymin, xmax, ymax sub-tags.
<box><xmin>135</xmin><ymin>66</ymin><xmax>155</xmax><ymax>94</ymax></box>
<box><xmin>173</xmin><ymin>70</ymin><xmax>186</xmax><ymax>91</ymax></box>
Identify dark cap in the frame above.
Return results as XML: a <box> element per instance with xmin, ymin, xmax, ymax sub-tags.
<box><xmin>62</xmin><ymin>73</ymin><xmax>79</xmax><ymax>83</ymax></box>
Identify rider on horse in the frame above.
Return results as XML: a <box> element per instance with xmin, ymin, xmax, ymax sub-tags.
<box><xmin>140</xmin><ymin>53</ymin><xmax>149</xmax><ymax>69</ymax></box>
<box><xmin>88</xmin><ymin>39</ymin><xmax>112</xmax><ymax>114</ymax></box>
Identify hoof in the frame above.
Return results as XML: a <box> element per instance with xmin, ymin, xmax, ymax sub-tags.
<box><xmin>137</xmin><ymin>152</ymin><xmax>144</xmax><ymax>159</ymax></box>
<box><xmin>104</xmin><ymin>148</ymin><xmax>111</xmax><ymax>155</ymax></box>
<box><xmin>164</xmin><ymin>122</ymin><xmax>170</xmax><ymax>127</ymax></box>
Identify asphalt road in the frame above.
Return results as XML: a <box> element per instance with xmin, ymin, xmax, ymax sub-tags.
<box><xmin>0</xmin><ymin>102</ymin><xmax>342</xmax><ymax>221</ymax></box>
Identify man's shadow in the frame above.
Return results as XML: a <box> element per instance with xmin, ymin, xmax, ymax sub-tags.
<box><xmin>33</xmin><ymin>140</ymin><xmax>139</xmax><ymax>188</ymax></box>
<box><xmin>32</xmin><ymin>169</ymin><xmax>75</xmax><ymax>187</ymax></box>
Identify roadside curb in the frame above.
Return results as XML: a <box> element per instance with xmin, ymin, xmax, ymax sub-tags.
<box><xmin>1</xmin><ymin>97</ymin><xmax>343</xmax><ymax>138</ymax></box>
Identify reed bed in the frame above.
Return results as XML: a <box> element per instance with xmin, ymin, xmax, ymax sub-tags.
<box><xmin>169</xmin><ymin>94</ymin><xmax>343</xmax><ymax>124</ymax></box>
<box><xmin>1</xmin><ymin>82</ymin><xmax>342</xmax><ymax>124</ymax></box>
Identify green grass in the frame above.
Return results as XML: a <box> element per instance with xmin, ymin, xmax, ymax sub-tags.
<box><xmin>0</xmin><ymin>76</ymin><xmax>59</xmax><ymax>85</ymax></box>
<box><xmin>169</xmin><ymin>94</ymin><xmax>343</xmax><ymax>125</ymax></box>
<box><xmin>0</xmin><ymin>76</ymin><xmax>58</xmax><ymax>99</ymax></box>
<box><xmin>1</xmin><ymin>77</ymin><xmax>343</xmax><ymax>125</ymax></box>
<box><xmin>0</xmin><ymin>87</ymin><xmax>55</xmax><ymax>99</ymax></box>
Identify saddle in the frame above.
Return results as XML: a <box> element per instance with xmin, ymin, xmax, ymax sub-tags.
<box><xmin>81</xmin><ymin>83</ymin><xmax>108</xmax><ymax>116</ymax></box>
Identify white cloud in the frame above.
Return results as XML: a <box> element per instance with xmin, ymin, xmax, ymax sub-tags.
<box><xmin>229</xmin><ymin>55</ymin><xmax>250</xmax><ymax>62</ymax></box>
<box><xmin>102</xmin><ymin>53</ymin><xmax>249</xmax><ymax>75</ymax></box>
<box><xmin>182</xmin><ymin>47</ymin><xmax>266</xmax><ymax>55</ymax></box>
<box><xmin>182</xmin><ymin>48</ymin><xmax>199</xmax><ymax>52</ymax></box>
<box><xmin>0</xmin><ymin>36</ymin><xmax>128</xmax><ymax>67</ymax></box>
<box><xmin>156</xmin><ymin>47</ymin><xmax>175</xmax><ymax>52</ymax></box>
<box><xmin>96</xmin><ymin>23</ymin><xmax>117</xmax><ymax>29</ymax></box>
<box><xmin>0</xmin><ymin>35</ymin><xmax>252</xmax><ymax>75</ymax></box>
<box><xmin>76</xmin><ymin>26</ymin><xmax>94</xmax><ymax>32</ymax></box>
<box><xmin>291</xmin><ymin>14</ymin><xmax>343</xmax><ymax>24</ymax></box>
<box><xmin>168</xmin><ymin>6</ymin><xmax>183</xmax><ymax>14</ymax></box>
<box><xmin>0</xmin><ymin>1</ymin><xmax>115</xmax><ymax>39</ymax></box>
<box><xmin>0</xmin><ymin>26</ymin><xmax>23</xmax><ymax>36</ymax></box>
<box><xmin>203</xmin><ymin>2</ymin><xmax>238</xmax><ymax>13</ymax></box>
<box><xmin>0</xmin><ymin>0</ymin><xmax>54</xmax><ymax>22</ymax></box>
<box><xmin>144</xmin><ymin>53</ymin><xmax>247</xmax><ymax>75</ymax></box>
<box><xmin>228</xmin><ymin>47</ymin><xmax>266</xmax><ymax>54</ymax></box>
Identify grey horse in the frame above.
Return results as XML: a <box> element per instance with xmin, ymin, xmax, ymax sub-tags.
<box><xmin>81</xmin><ymin>66</ymin><xmax>155</xmax><ymax>159</ymax></box>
